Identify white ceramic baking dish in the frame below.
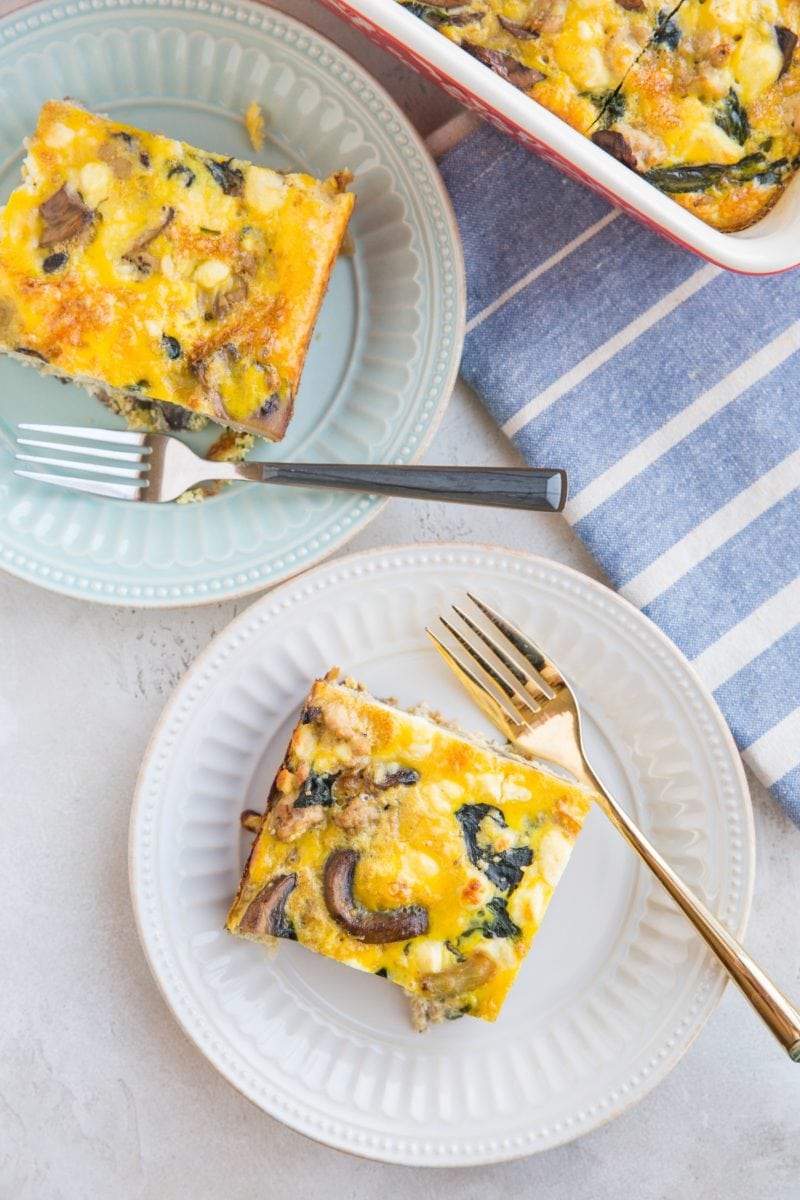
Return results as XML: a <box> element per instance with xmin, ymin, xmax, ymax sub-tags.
<box><xmin>320</xmin><ymin>0</ymin><xmax>800</xmax><ymax>274</ymax></box>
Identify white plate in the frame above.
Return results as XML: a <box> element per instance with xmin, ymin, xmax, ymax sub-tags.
<box><xmin>0</xmin><ymin>0</ymin><xmax>464</xmax><ymax>605</ymax></box>
<box><xmin>129</xmin><ymin>543</ymin><xmax>754</xmax><ymax>1165</ymax></box>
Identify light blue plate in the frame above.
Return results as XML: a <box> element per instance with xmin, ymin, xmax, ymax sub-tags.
<box><xmin>0</xmin><ymin>0</ymin><xmax>464</xmax><ymax>605</ymax></box>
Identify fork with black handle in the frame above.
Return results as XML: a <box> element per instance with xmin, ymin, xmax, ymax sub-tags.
<box><xmin>14</xmin><ymin>424</ymin><xmax>567</xmax><ymax>511</ymax></box>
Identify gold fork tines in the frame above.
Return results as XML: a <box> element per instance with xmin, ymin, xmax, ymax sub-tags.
<box><xmin>428</xmin><ymin>595</ymin><xmax>800</xmax><ymax>1062</ymax></box>
<box><xmin>427</xmin><ymin>600</ymin><xmax>590</xmax><ymax>785</ymax></box>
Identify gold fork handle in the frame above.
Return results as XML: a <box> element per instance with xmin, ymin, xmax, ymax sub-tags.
<box><xmin>589</xmin><ymin>774</ymin><xmax>800</xmax><ymax>1060</ymax></box>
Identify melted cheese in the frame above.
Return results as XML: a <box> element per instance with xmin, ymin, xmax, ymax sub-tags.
<box><xmin>227</xmin><ymin>676</ymin><xmax>592</xmax><ymax>1025</ymax></box>
<box><xmin>0</xmin><ymin>100</ymin><xmax>354</xmax><ymax>439</ymax></box>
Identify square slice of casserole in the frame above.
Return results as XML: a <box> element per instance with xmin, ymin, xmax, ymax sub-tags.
<box><xmin>0</xmin><ymin>100</ymin><xmax>354</xmax><ymax>440</ymax></box>
<box><xmin>226</xmin><ymin>671</ymin><xmax>591</xmax><ymax>1029</ymax></box>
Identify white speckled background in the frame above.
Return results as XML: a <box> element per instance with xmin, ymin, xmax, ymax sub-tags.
<box><xmin>1</xmin><ymin>1</ymin><xmax>798</xmax><ymax>1195</ymax></box>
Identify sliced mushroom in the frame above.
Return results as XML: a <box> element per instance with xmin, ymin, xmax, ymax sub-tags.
<box><xmin>776</xmin><ymin>26</ymin><xmax>797</xmax><ymax>78</ymax></box>
<box><xmin>190</xmin><ymin>351</ymin><xmax>228</xmax><ymax>420</ymax></box>
<box><xmin>238</xmin><ymin>874</ymin><xmax>297</xmax><ymax>939</ymax></box>
<box><xmin>591</xmin><ymin>129</ymin><xmax>638</xmax><ymax>170</ymax></box>
<box><xmin>497</xmin><ymin>14</ymin><xmax>541</xmax><ymax>37</ymax></box>
<box><xmin>38</xmin><ymin>185</ymin><xmax>93</xmax><ymax>247</ymax></box>
<box><xmin>420</xmin><ymin>953</ymin><xmax>496</xmax><ymax>999</ymax></box>
<box><xmin>122</xmin><ymin>205</ymin><xmax>175</xmax><ymax>275</ymax></box>
<box><xmin>461</xmin><ymin>43</ymin><xmax>545</xmax><ymax>89</ymax></box>
<box><xmin>153</xmin><ymin>400</ymin><xmax>197</xmax><ymax>431</ymax></box>
<box><xmin>323</xmin><ymin>849</ymin><xmax>428</xmax><ymax>943</ymax></box>
<box><xmin>240</xmin><ymin>809</ymin><xmax>262</xmax><ymax>833</ymax></box>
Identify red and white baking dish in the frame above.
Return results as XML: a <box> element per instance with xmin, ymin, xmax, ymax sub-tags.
<box><xmin>320</xmin><ymin>0</ymin><xmax>800</xmax><ymax>274</ymax></box>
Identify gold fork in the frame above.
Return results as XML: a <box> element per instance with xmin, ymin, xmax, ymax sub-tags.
<box><xmin>427</xmin><ymin>594</ymin><xmax>800</xmax><ymax>1061</ymax></box>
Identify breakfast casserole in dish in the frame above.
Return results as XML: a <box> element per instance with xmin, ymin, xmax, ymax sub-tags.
<box><xmin>397</xmin><ymin>0</ymin><xmax>800</xmax><ymax>231</ymax></box>
<box><xmin>227</xmin><ymin>670</ymin><xmax>592</xmax><ymax>1030</ymax></box>
<box><xmin>0</xmin><ymin>100</ymin><xmax>354</xmax><ymax>440</ymax></box>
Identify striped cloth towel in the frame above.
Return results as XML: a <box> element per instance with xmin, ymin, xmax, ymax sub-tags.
<box><xmin>436</xmin><ymin>122</ymin><xmax>800</xmax><ymax>826</ymax></box>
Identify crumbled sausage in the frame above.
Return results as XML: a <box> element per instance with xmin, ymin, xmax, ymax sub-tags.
<box><xmin>692</xmin><ymin>29</ymin><xmax>734</xmax><ymax>66</ymax></box>
<box><xmin>409</xmin><ymin>995</ymin><xmax>457</xmax><ymax>1031</ymax></box>
<box><xmin>333</xmin><ymin>791</ymin><xmax>382</xmax><ymax>833</ymax></box>
<box><xmin>269</xmin><ymin>793</ymin><xmax>326</xmax><ymax>841</ymax></box>
<box><xmin>322</xmin><ymin>701</ymin><xmax>370</xmax><ymax>754</ymax></box>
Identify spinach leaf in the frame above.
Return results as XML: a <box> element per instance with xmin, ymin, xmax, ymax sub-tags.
<box><xmin>653</xmin><ymin>9</ymin><xmax>681</xmax><ymax>49</ymax></box>
<box><xmin>203</xmin><ymin>156</ymin><xmax>244</xmax><ymax>197</ymax></box>
<box><xmin>643</xmin><ymin>153</ymin><xmax>795</xmax><ymax>194</ymax></box>
<box><xmin>643</xmin><ymin>163</ymin><xmax>725</xmax><ymax>192</ymax></box>
<box><xmin>293</xmin><ymin>772</ymin><xmax>337</xmax><ymax>808</ymax></box>
<box><xmin>585</xmin><ymin>89</ymin><xmax>627</xmax><ymax>129</ymax></box>
<box><xmin>403</xmin><ymin>1</ymin><xmax>477</xmax><ymax>25</ymax></box>
<box><xmin>749</xmin><ymin>157</ymin><xmax>791</xmax><ymax>186</ymax></box>
<box><xmin>456</xmin><ymin>804</ymin><xmax>533</xmax><ymax>894</ymax></box>
<box><xmin>715</xmin><ymin>89</ymin><xmax>750</xmax><ymax>146</ymax></box>
<box><xmin>467</xmin><ymin>897</ymin><xmax>522</xmax><ymax>940</ymax></box>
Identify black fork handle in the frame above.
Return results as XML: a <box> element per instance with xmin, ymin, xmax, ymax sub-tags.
<box><xmin>252</xmin><ymin>463</ymin><xmax>567</xmax><ymax>512</ymax></box>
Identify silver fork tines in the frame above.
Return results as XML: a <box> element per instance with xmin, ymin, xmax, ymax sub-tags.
<box><xmin>17</xmin><ymin>436</ymin><xmax>147</xmax><ymax>462</ymax></box>
<box><xmin>14</xmin><ymin>423</ymin><xmax>149</xmax><ymax>500</ymax></box>
<box><xmin>15</xmin><ymin>452</ymin><xmax>146</xmax><ymax>478</ymax></box>
<box><xmin>13</xmin><ymin>469</ymin><xmax>144</xmax><ymax>500</ymax></box>
<box><xmin>18</xmin><ymin>423</ymin><xmax>147</xmax><ymax>444</ymax></box>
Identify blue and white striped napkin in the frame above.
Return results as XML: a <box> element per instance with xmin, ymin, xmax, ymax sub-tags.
<box><xmin>436</xmin><ymin>122</ymin><xmax>800</xmax><ymax>826</ymax></box>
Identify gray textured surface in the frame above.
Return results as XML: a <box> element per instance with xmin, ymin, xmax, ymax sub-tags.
<box><xmin>2</xmin><ymin>1</ymin><xmax>798</xmax><ymax>1195</ymax></box>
